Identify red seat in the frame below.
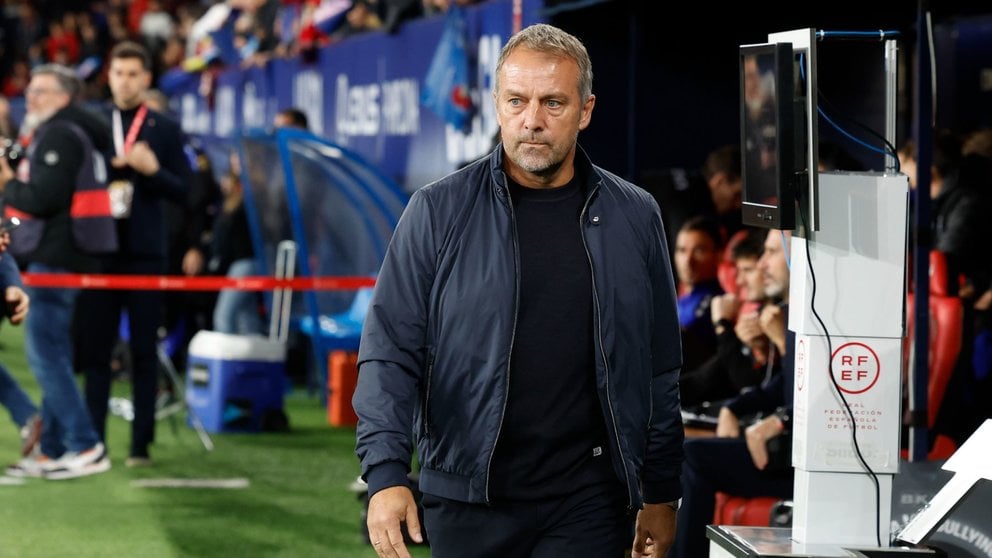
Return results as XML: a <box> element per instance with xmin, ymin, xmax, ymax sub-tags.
<box><xmin>904</xmin><ymin>291</ymin><xmax>962</xmax><ymax>430</ymax></box>
<box><xmin>902</xmin><ymin>252</ymin><xmax>963</xmax><ymax>460</ymax></box>
<box><xmin>716</xmin><ymin>230</ymin><xmax>752</xmax><ymax>297</ymax></box>
<box><xmin>713</xmin><ymin>493</ymin><xmax>782</xmax><ymax>526</ymax></box>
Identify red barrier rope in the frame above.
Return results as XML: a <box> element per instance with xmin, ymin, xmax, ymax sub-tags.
<box><xmin>21</xmin><ymin>273</ymin><xmax>376</xmax><ymax>291</ymax></box>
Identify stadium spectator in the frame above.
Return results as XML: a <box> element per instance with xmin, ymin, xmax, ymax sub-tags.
<box><xmin>330</xmin><ymin>0</ymin><xmax>383</xmax><ymax>42</ymax></box>
<box><xmin>679</xmin><ymin>227</ymin><xmax>774</xmax><ymax>408</ymax></box>
<box><xmin>701</xmin><ymin>144</ymin><xmax>744</xmax><ymax>241</ymax></box>
<box><xmin>674</xmin><ymin>216</ymin><xmax>724</xmax><ymax>371</ymax></box>
<box><xmin>671</xmin><ymin>229</ymin><xmax>793</xmax><ymax>558</ymax></box>
<box><xmin>207</xmin><ymin>153</ymin><xmax>263</xmax><ymax>335</ymax></box>
<box><xmin>274</xmin><ymin>107</ymin><xmax>309</xmax><ymax>130</ymax></box>
<box><xmin>0</xmin><ymin>96</ymin><xmax>17</xmax><ymax>139</ymax></box>
<box><xmin>144</xmin><ymin>88</ymin><xmax>221</xmax><ymax>364</ymax></box>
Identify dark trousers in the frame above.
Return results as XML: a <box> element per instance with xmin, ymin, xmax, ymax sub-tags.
<box><xmin>422</xmin><ymin>482</ymin><xmax>632</xmax><ymax>558</ymax></box>
<box><xmin>78</xmin><ymin>258</ymin><xmax>165</xmax><ymax>458</ymax></box>
<box><xmin>670</xmin><ymin>436</ymin><xmax>794</xmax><ymax>558</ymax></box>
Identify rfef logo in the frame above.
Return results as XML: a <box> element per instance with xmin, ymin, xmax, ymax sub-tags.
<box><xmin>830</xmin><ymin>342</ymin><xmax>880</xmax><ymax>394</ymax></box>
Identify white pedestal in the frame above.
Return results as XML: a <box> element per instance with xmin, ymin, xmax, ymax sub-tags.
<box><xmin>788</xmin><ymin>172</ymin><xmax>910</xmax><ymax>546</ymax></box>
<box><xmin>792</xmin><ymin>469</ymin><xmax>893</xmax><ymax>545</ymax></box>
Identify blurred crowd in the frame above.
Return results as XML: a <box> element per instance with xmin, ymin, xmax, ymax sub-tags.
<box><xmin>0</xmin><ymin>0</ymin><xmax>481</xmax><ymax>104</ymax></box>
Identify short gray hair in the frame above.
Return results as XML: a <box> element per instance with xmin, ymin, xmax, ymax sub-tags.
<box><xmin>494</xmin><ymin>24</ymin><xmax>593</xmax><ymax>102</ymax></box>
<box><xmin>31</xmin><ymin>64</ymin><xmax>81</xmax><ymax>101</ymax></box>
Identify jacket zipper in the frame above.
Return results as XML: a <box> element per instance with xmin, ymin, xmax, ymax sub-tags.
<box><xmin>484</xmin><ymin>183</ymin><xmax>520</xmax><ymax>504</ymax></box>
<box><xmin>580</xmin><ymin>189</ymin><xmax>634</xmax><ymax>509</ymax></box>
<box><xmin>422</xmin><ymin>350</ymin><xmax>436</xmax><ymax>438</ymax></box>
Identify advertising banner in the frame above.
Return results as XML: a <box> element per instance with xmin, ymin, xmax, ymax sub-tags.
<box><xmin>171</xmin><ymin>0</ymin><xmax>544</xmax><ymax>192</ymax></box>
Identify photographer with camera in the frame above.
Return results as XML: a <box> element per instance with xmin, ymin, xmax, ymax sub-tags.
<box><xmin>670</xmin><ymin>230</ymin><xmax>795</xmax><ymax>558</ymax></box>
<box><xmin>0</xmin><ymin>64</ymin><xmax>111</xmax><ymax>480</ymax></box>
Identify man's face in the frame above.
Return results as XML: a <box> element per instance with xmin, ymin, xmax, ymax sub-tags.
<box><xmin>108</xmin><ymin>57</ymin><xmax>151</xmax><ymax>109</ymax></box>
<box><xmin>734</xmin><ymin>256</ymin><xmax>764</xmax><ymax>302</ymax></box>
<box><xmin>494</xmin><ymin>47</ymin><xmax>594</xmax><ymax>187</ymax></box>
<box><xmin>707</xmin><ymin>172</ymin><xmax>742</xmax><ymax>215</ymax></box>
<box><xmin>757</xmin><ymin>230</ymin><xmax>790</xmax><ymax>301</ymax></box>
<box><xmin>25</xmin><ymin>74</ymin><xmax>70</xmax><ymax>122</ymax></box>
<box><xmin>674</xmin><ymin>229</ymin><xmax>718</xmax><ymax>288</ymax></box>
<box><xmin>899</xmin><ymin>152</ymin><xmax>917</xmax><ymax>190</ymax></box>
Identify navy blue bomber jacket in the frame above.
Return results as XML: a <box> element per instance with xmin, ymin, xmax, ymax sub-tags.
<box><xmin>353</xmin><ymin>145</ymin><xmax>684</xmax><ymax>509</ymax></box>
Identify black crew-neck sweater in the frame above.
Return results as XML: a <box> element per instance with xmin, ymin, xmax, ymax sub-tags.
<box><xmin>488</xmin><ymin>173</ymin><xmax>616</xmax><ymax>501</ymax></box>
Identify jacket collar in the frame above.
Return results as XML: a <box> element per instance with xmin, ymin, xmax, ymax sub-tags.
<box><xmin>487</xmin><ymin>142</ymin><xmax>602</xmax><ymax>196</ymax></box>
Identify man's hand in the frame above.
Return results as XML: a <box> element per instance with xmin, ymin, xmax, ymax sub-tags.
<box><xmin>182</xmin><ymin>248</ymin><xmax>204</xmax><ymax>276</ymax></box>
<box><xmin>759</xmin><ymin>304</ymin><xmax>786</xmax><ymax>354</ymax></box>
<box><xmin>733</xmin><ymin>310</ymin><xmax>764</xmax><ymax>347</ymax></box>
<box><xmin>366</xmin><ymin>485</ymin><xmax>423</xmax><ymax>558</ymax></box>
<box><xmin>975</xmin><ymin>289</ymin><xmax>992</xmax><ymax>311</ymax></box>
<box><xmin>5</xmin><ymin>285</ymin><xmax>29</xmax><ymax>325</ymax></box>
<box><xmin>112</xmin><ymin>141</ymin><xmax>160</xmax><ymax>176</ymax></box>
<box><xmin>0</xmin><ymin>155</ymin><xmax>14</xmax><ymax>189</ymax></box>
<box><xmin>744</xmin><ymin>415</ymin><xmax>784</xmax><ymax>470</ymax></box>
<box><xmin>710</xmin><ymin>293</ymin><xmax>741</xmax><ymax>325</ymax></box>
<box><xmin>715</xmin><ymin>406</ymin><xmax>740</xmax><ymax>438</ymax></box>
<box><xmin>631</xmin><ymin>502</ymin><xmax>677</xmax><ymax>558</ymax></box>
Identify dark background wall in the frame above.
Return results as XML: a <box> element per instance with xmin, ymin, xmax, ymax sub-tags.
<box><xmin>547</xmin><ymin>0</ymin><xmax>992</xmax><ymax>183</ymax></box>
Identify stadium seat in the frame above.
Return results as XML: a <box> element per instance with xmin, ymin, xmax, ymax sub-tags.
<box><xmin>716</xmin><ymin>229</ymin><xmax>751</xmax><ymax>297</ymax></box>
<box><xmin>298</xmin><ymin>287</ymin><xmax>374</xmax><ymax>352</ymax></box>
<box><xmin>713</xmin><ymin>493</ymin><xmax>783</xmax><ymax>527</ymax></box>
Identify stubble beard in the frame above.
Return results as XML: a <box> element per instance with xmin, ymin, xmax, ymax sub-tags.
<box><xmin>507</xmin><ymin>133</ymin><xmax>576</xmax><ymax>179</ymax></box>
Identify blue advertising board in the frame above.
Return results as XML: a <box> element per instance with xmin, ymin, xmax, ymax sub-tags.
<box><xmin>172</xmin><ymin>0</ymin><xmax>544</xmax><ymax>192</ymax></box>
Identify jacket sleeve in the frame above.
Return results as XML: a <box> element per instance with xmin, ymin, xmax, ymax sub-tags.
<box><xmin>717</xmin><ymin>329</ymin><xmax>767</xmax><ymax>393</ymax></box>
<box><xmin>142</xmin><ymin>120</ymin><xmax>191</xmax><ymax>204</ymax></box>
<box><xmin>641</xmin><ymin>198</ymin><xmax>685</xmax><ymax>504</ymax></box>
<box><xmin>353</xmin><ymin>189</ymin><xmax>436</xmax><ymax>497</ymax></box>
<box><xmin>0</xmin><ymin>253</ymin><xmax>22</xmax><ymax>290</ymax></box>
<box><xmin>4</xmin><ymin>125</ymin><xmax>83</xmax><ymax>217</ymax></box>
<box><xmin>725</xmin><ymin>371</ymin><xmax>786</xmax><ymax>418</ymax></box>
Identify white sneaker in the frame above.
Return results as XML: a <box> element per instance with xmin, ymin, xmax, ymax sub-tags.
<box><xmin>6</xmin><ymin>453</ymin><xmax>58</xmax><ymax>478</ymax></box>
<box><xmin>44</xmin><ymin>443</ymin><xmax>111</xmax><ymax>480</ymax></box>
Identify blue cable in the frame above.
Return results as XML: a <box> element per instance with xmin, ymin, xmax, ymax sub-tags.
<box><xmin>818</xmin><ymin>106</ymin><xmax>896</xmax><ymax>159</ymax></box>
<box><xmin>780</xmin><ymin>230</ymin><xmax>791</xmax><ymax>271</ymax></box>
<box><xmin>798</xmin><ymin>51</ymin><xmax>899</xmax><ymax>165</ymax></box>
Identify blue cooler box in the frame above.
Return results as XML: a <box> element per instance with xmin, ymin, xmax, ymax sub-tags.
<box><xmin>185</xmin><ymin>331</ymin><xmax>287</xmax><ymax>433</ymax></box>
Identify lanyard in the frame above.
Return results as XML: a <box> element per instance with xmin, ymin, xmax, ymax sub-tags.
<box><xmin>112</xmin><ymin>104</ymin><xmax>149</xmax><ymax>157</ymax></box>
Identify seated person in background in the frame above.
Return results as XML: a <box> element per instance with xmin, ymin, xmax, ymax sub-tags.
<box><xmin>182</xmin><ymin>151</ymin><xmax>263</xmax><ymax>335</ymax></box>
<box><xmin>680</xmin><ymin>227</ymin><xmax>774</xmax><ymax>408</ymax></box>
<box><xmin>273</xmin><ymin>107</ymin><xmax>309</xmax><ymax>130</ymax></box>
<box><xmin>701</xmin><ymin>144</ymin><xmax>744</xmax><ymax>243</ymax></box>
<box><xmin>675</xmin><ymin>216</ymin><xmax>724</xmax><ymax>371</ymax></box>
<box><xmin>671</xmin><ymin>229</ymin><xmax>794</xmax><ymax>558</ymax></box>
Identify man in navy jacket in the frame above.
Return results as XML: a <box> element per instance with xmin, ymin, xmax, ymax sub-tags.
<box><xmin>77</xmin><ymin>41</ymin><xmax>190</xmax><ymax>467</ymax></box>
<box><xmin>354</xmin><ymin>24</ymin><xmax>684</xmax><ymax>558</ymax></box>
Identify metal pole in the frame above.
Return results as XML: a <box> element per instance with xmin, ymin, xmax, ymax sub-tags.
<box><xmin>910</xmin><ymin>0</ymin><xmax>933</xmax><ymax>462</ymax></box>
<box><xmin>884</xmin><ymin>39</ymin><xmax>898</xmax><ymax>173</ymax></box>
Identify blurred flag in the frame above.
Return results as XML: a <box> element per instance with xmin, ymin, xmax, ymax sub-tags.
<box><xmin>209</xmin><ymin>9</ymin><xmax>240</xmax><ymax>66</ymax></box>
<box><xmin>313</xmin><ymin>0</ymin><xmax>352</xmax><ymax>34</ymax></box>
<box><xmin>421</xmin><ymin>5</ymin><xmax>473</xmax><ymax>132</ymax></box>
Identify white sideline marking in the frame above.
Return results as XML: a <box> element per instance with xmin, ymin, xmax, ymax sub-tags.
<box><xmin>0</xmin><ymin>476</ymin><xmax>26</xmax><ymax>486</ymax></box>
<box><xmin>130</xmin><ymin>478</ymin><xmax>250</xmax><ymax>489</ymax></box>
